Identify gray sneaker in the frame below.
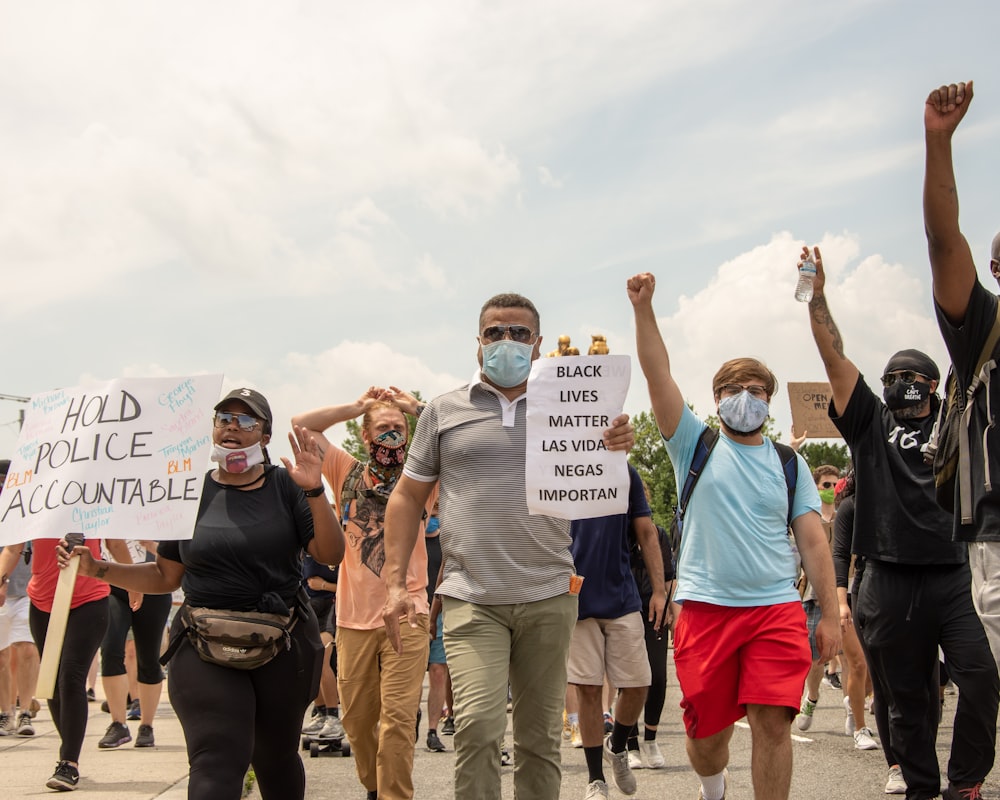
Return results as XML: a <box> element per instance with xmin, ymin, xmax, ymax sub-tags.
<box><xmin>0</xmin><ymin>712</ymin><xmax>14</xmax><ymax>736</ymax></box>
<box><xmin>585</xmin><ymin>779</ymin><xmax>610</xmax><ymax>800</ymax></box>
<box><xmin>16</xmin><ymin>712</ymin><xmax>35</xmax><ymax>736</ymax></box>
<box><xmin>98</xmin><ymin>721</ymin><xmax>132</xmax><ymax>749</ymax></box>
<box><xmin>135</xmin><ymin>724</ymin><xmax>155</xmax><ymax>748</ymax></box>
<box><xmin>603</xmin><ymin>735</ymin><xmax>636</xmax><ymax>795</ymax></box>
<box><xmin>884</xmin><ymin>765</ymin><xmax>907</xmax><ymax>795</ymax></box>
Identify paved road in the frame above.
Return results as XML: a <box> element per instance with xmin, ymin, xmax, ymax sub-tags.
<box><xmin>1</xmin><ymin>657</ymin><xmax>992</xmax><ymax>799</ymax></box>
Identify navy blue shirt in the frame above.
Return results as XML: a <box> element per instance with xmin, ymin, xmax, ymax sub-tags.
<box><xmin>570</xmin><ymin>464</ymin><xmax>650</xmax><ymax>620</ymax></box>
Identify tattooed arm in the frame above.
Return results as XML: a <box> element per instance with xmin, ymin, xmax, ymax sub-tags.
<box><xmin>802</xmin><ymin>245</ymin><xmax>860</xmax><ymax>415</ymax></box>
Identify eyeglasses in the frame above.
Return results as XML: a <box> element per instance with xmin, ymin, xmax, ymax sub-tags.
<box><xmin>719</xmin><ymin>383</ymin><xmax>769</xmax><ymax>400</ymax></box>
<box><xmin>481</xmin><ymin>325</ymin><xmax>535</xmax><ymax>344</ymax></box>
<box><xmin>818</xmin><ymin>481</ymin><xmax>836</xmax><ymax>489</ymax></box>
<box><xmin>880</xmin><ymin>371</ymin><xmax>929</xmax><ymax>388</ymax></box>
<box><xmin>214</xmin><ymin>411</ymin><xmax>261</xmax><ymax>431</ymax></box>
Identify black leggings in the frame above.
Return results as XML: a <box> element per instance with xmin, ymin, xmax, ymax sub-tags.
<box><xmin>100</xmin><ymin>588</ymin><xmax>172</xmax><ymax>683</ymax></box>
<box><xmin>628</xmin><ymin>604</ymin><xmax>669</xmax><ymax>740</ymax></box>
<box><xmin>167</xmin><ymin>606</ymin><xmax>323</xmax><ymax>800</ymax></box>
<box><xmin>29</xmin><ymin>598</ymin><xmax>109</xmax><ymax>763</ymax></box>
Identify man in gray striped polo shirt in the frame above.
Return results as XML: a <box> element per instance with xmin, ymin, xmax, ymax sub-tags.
<box><xmin>382</xmin><ymin>292</ymin><xmax>634</xmax><ymax>800</ymax></box>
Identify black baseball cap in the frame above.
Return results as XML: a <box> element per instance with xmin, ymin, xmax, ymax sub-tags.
<box><xmin>214</xmin><ymin>388</ymin><xmax>273</xmax><ymax>432</ymax></box>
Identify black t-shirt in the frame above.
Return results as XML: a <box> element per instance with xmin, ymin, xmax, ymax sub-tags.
<box><xmin>830</xmin><ymin>377</ymin><xmax>964</xmax><ymax>565</ymax></box>
<box><xmin>158</xmin><ymin>466</ymin><xmax>314</xmax><ymax>610</ymax></box>
<box><xmin>832</xmin><ymin>495</ymin><xmax>854</xmax><ymax>590</ymax></box>
<box><xmin>935</xmin><ymin>280</ymin><xmax>1000</xmax><ymax>542</ymax></box>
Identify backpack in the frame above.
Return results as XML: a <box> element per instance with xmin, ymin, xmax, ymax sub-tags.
<box><xmin>926</xmin><ymin>303</ymin><xmax>1000</xmax><ymax>522</ymax></box>
<box><xmin>668</xmin><ymin>427</ymin><xmax>798</xmax><ymax>566</ymax></box>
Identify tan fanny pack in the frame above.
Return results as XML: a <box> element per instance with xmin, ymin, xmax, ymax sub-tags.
<box><xmin>161</xmin><ymin>605</ymin><xmax>298</xmax><ymax>670</ymax></box>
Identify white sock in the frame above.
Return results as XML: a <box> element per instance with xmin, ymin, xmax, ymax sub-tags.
<box><xmin>567</xmin><ymin>712</ymin><xmax>579</xmax><ymax>725</ymax></box>
<box><xmin>700</xmin><ymin>770</ymin><xmax>726</xmax><ymax>800</ymax></box>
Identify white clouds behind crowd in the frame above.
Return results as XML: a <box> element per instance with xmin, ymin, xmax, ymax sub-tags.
<box><xmin>0</xmin><ymin>0</ymin><xmax>996</xmax><ymax>464</ymax></box>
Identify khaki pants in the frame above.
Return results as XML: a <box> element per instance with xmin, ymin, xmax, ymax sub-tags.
<box><xmin>337</xmin><ymin>618</ymin><xmax>429</xmax><ymax>800</ymax></box>
<box><xmin>443</xmin><ymin>593</ymin><xmax>577</xmax><ymax>800</ymax></box>
<box><xmin>969</xmin><ymin>541</ymin><xmax>1000</xmax><ymax>673</ymax></box>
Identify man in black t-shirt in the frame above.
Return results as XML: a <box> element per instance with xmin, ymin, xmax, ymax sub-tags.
<box><xmin>802</xmin><ymin>246</ymin><xmax>998</xmax><ymax>800</ymax></box>
<box><xmin>925</xmin><ymin>82</ymin><xmax>1000</xmax><ymax>689</ymax></box>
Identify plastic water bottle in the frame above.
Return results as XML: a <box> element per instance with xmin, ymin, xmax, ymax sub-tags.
<box><xmin>795</xmin><ymin>253</ymin><xmax>816</xmax><ymax>303</ymax></box>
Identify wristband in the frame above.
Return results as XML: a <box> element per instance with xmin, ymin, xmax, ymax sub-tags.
<box><xmin>303</xmin><ymin>486</ymin><xmax>326</xmax><ymax>498</ymax></box>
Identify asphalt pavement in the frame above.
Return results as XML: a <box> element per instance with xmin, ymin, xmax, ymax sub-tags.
<box><xmin>1</xmin><ymin>656</ymin><xmax>994</xmax><ymax>799</ymax></box>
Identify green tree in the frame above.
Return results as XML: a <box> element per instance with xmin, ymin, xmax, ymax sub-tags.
<box><xmin>796</xmin><ymin>440</ymin><xmax>850</xmax><ymax>473</ymax></box>
<box><xmin>627</xmin><ymin>409</ymin><xmax>676</xmax><ymax>529</ymax></box>
<box><xmin>340</xmin><ymin>390</ymin><xmax>424</xmax><ymax>462</ymax></box>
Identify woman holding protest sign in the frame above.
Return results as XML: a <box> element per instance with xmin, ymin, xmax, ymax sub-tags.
<box><xmin>57</xmin><ymin>388</ymin><xmax>345</xmax><ymax>800</ymax></box>
<box><xmin>0</xmin><ymin>531</ymin><xmax>136</xmax><ymax>792</ymax></box>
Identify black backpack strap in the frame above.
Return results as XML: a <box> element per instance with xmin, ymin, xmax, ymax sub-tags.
<box><xmin>678</xmin><ymin>427</ymin><xmax>720</xmax><ymax>516</ymax></box>
<box><xmin>771</xmin><ymin>441</ymin><xmax>799</xmax><ymax>526</ymax></box>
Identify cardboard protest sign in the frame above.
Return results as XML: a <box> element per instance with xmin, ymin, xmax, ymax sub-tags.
<box><xmin>0</xmin><ymin>375</ymin><xmax>224</xmax><ymax>545</ymax></box>
<box><xmin>787</xmin><ymin>381</ymin><xmax>842</xmax><ymax>440</ymax></box>
<box><xmin>525</xmin><ymin>355</ymin><xmax>630</xmax><ymax>519</ymax></box>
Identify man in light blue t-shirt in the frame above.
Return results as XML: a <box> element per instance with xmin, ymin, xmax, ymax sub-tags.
<box><xmin>628</xmin><ymin>273</ymin><xmax>840</xmax><ymax>800</ymax></box>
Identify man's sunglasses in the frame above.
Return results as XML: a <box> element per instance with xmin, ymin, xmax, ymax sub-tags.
<box><xmin>214</xmin><ymin>411</ymin><xmax>261</xmax><ymax>431</ymax></box>
<box><xmin>819</xmin><ymin>481</ymin><xmax>836</xmax><ymax>489</ymax></box>
<box><xmin>481</xmin><ymin>325</ymin><xmax>535</xmax><ymax>344</ymax></box>
<box><xmin>880</xmin><ymin>371</ymin><xmax>929</xmax><ymax>388</ymax></box>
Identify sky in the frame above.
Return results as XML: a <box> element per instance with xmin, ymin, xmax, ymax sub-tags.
<box><xmin>2</xmin><ymin>0</ymin><xmax>998</xmax><ymax>465</ymax></box>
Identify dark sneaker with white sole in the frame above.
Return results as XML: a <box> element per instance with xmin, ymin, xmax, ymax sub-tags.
<box><xmin>46</xmin><ymin>761</ymin><xmax>80</xmax><ymax>791</ymax></box>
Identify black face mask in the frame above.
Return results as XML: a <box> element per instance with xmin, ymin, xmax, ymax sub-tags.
<box><xmin>883</xmin><ymin>380</ymin><xmax>930</xmax><ymax>410</ymax></box>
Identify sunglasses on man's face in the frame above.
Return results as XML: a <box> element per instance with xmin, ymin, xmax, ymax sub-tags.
<box><xmin>880</xmin><ymin>370</ymin><xmax>928</xmax><ymax>388</ymax></box>
<box><xmin>818</xmin><ymin>481</ymin><xmax>836</xmax><ymax>489</ymax></box>
<box><xmin>480</xmin><ymin>325</ymin><xmax>535</xmax><ymax>344</ymax></box>
<box><xmin>214</xmin><ymin>411</ymin><xmax>260</xmax><ymax>431</ymax></box>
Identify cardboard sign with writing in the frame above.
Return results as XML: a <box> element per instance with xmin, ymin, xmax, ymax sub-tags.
<box><xmin>0</xmin><ymin>375</ymin><xmax>224</xmax><ymax>545</ymax></box>
<box><xmin>525</xmin><ymin>355</ymin><xmax>630</xmax><ymax>519</ymax></box>
<box><xmin>787</xmin><ymin>381</ymin><xmax>842</xmax><ymax>440</ymax></box>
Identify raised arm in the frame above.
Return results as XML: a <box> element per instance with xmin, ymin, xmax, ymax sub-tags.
<box><xmin>291</xmin><ymin>387</ymin><xmax>387</xmax><ymax>455</ymax></box>
<box><xmin>627</xmin><ymin>272</ymin><xmax>684</xmax><ymax>439</ymax></box>
<box><xmin>803</xmin><ymin>245</ymin><xmax>860</xmax><ymax>414</ymax></box>
<box><xmin>924</xmin><ymin>80</ymin><xmax>977</xmax><ymax>325</ymax></box>
<box><xmin>282</xmin><ymin>426</ymin><xmax>346</xmax><ymax>566</ymax></box>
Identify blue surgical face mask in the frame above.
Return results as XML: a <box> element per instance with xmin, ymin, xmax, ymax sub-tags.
<box><xmin>425</xmin><ymin>515</ymin><xmax>440</xmax><ymax>535</ymax></box>
<box><xmin>718</xmin><ymin>391</ymin><xmax>770</xmax><ymax>434</ymax></box>
<box><xmin>481</xmin><ymin>340</ymin><xmax>534</xmax><ymax>388</ymax></box>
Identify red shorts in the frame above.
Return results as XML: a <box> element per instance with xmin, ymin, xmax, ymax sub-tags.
<box><xmin>673</xmin><ymin>601</ymin><xmax>811</xmax><ymax>739</ymax></box>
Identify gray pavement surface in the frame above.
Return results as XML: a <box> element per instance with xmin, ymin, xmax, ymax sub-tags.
<box><xmin>0</xmin><ymin>657</ymin><xmax>994</xmax><ymax>799</ymax></box>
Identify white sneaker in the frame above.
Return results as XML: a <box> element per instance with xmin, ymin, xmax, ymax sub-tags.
<box><xmin>884</xmin><ymin>765</ymin><xmax>907</xmax><ymax>794</ymax></box>
<box><xmin>302</xmin><ymin>714</ymin><xmax>327</xmax><ymax>735</ymax></box>
<box><xmin>627</xmin><ymin>749</ymin><xmax>642</xmax><ymax>770</ymax></box>
<box><xmin>585</xmin><ymin>779</ymin><xmax>610</xmax><ymax>800</ymax></box>
<box><xmin>853</xmin><ymin>726</ymin><xmax>878</xmax><ymax>751</ymax></box>
<box><xmin>844</xmin><ymin>695</ymin><xmax>855</xmax><ymax>735</ymax></box>
<box><xmin>795</xmin><ymin>697</ymin><xmax>816</xmax><ymax>731</ymax></box>
<box><xmin>318</xmin><ymin>715</ymin><xmax>344</xmax><ymax>739</ymax></box>
<box><xmin>570</xmin><ymin>721</ymin><xmax>583</xmax><ymax>748</ymax></box>
<box><xmin>603</xmin><ymin>735</ymin><xmax>637</xmax><ymax>795</ymax></box>
<box><xmin>640</xmin><ymin>740</ymin><xmax>665</xmax><ymax>769</ymax></box>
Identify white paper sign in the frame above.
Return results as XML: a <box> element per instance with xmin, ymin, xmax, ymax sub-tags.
<box><xmin>525</xmin><ymin>355</ymin><xmax>631</xmax><ymax>519</ymax></box>
<box><xmin>0</xmin><ymin>375</ymin><xmax>224</xmax><ymax>545</ymax></box>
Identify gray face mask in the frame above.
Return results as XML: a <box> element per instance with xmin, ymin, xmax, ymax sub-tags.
<box><xmin>718</xmin><ymin>391</ymin><xmax>769</xmax><ymax>434</ymax></box>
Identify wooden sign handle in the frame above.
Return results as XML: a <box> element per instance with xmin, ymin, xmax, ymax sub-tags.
<box><xmin>37</xmin><ymin>534</ymin><xmax>84</xmax><ymax>700</ymax></box>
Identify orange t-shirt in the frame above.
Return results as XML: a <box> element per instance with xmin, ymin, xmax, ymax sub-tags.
<box><xmin>27</xmin><ymin>538</ymin><xmax>111</xmax><ymax>613</ymax></box>
<box><xmin>324</xmin><ymin>447</ymin><xmax>434</xmax><ymax>630</ymax></box>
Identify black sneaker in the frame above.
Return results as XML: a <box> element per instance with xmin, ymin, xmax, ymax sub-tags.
<box><xmin>135</xmin><ymin>724</ymin><xmax>155</xmax><ymax>748</ymax></box>
<box><xmin>426</xmin><ymin>730</ymin><xmax>446</xmax><ymax>752</ymax></box>
<box><xmin>441</xmin><ymin>715</ymin><xmax>455</xmax><ymax>735</ymax></box>
<box><xmin>98</xmin><ymin>721</ymin><xmax>132</xmax><ymax>749</ymax></box>
<box><xmin>86</xmin><ymin>688</ymin><xmax>96</xmax><ymax>702</ymax></box>
<box><xmin>46</xmin><ymin>761</ymin><xmax>80</xmax><ymax>791</ymax></box>
<box><xmin>126</xmin><ymin>699</ymin><xmax>141</xmax><ymax>721</ymax></box>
